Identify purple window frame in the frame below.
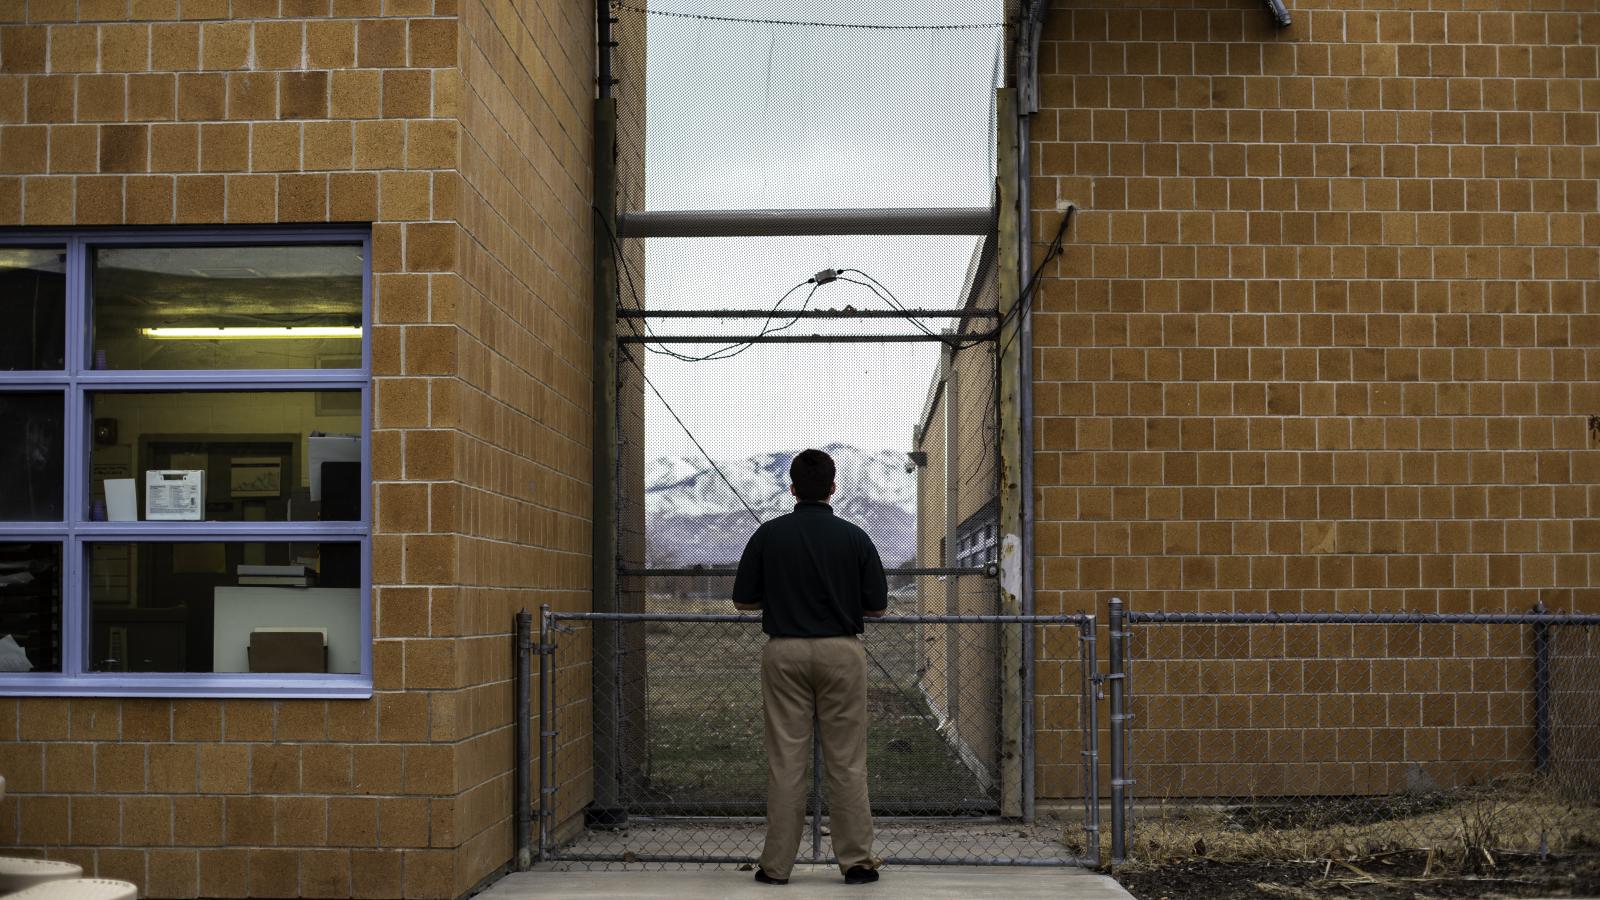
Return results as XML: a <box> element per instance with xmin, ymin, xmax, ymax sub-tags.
<box><xmin>0</xmin><ymin>226</ymin><xmax>372</xmax><ymax>698</ymax></box>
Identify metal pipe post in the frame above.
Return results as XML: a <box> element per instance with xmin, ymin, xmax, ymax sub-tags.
<box><xmin>942</xmin><ymin>345</ymin><xmax>961</xmax><ymax>734</ymax></box>
<box><xmin>994</xmin><ymin>85</ymin><xmax>1025</xmax><ymax>820</ymax></box>
<box><xmin>811</xmin><ymin>712</ymin><xmax>823</xmax><ymax>862</ymax></box>
<box><xmin>1015</xmin><ymin>6</ymin><xmax>1041</xmax><ymax>827</ymax></box>
<box><xmin>619</xmin><ymin>332</ymin><xmax>992</xmax><ymax>344</ymax></box>
<box><xmin>555</xmin><ymin>611</ymin><xmax>1087</xmax><ymax>624</ymax></box>
<box><xmin>1264</xmin><ymin>0</ymin><xmax>1292</xmax><ymax>29</ymax></box>
<box><xmin>590</xmin><ymin>94</ymin><xmax>625</xmax><ymax>825</ymax></box>
<box><xmin>616</xmin><ymin>206</ymin><xmax>994</xmax><ymax>238</ymax></box>
<box><xmin>1533</xmin><ymin>600</ymin><xmax>1551</xmax><ymax>774</ymax></box>
<box><xmin>1107</xmin><ymin>597</ymin><xmax>1128</xmax><ymax>865</ymax></box>
<box><xmin>597</xmin><ymin>0</ymin><xmax>614</xmax><ymax>98</ymax></box>
<box><xmin>537</xmin><ymin>605</ymin><xmax>553</xmax><ymax>861</ymax></box>
<box><xmin>515</xmin><ymin>609</ymin><xmax>533</xmax><ymax>870</ymax></box>
<box><xmin>1079</xmin><ymin>616</ymin><xmax>1101</xmax><ymax>865</ymax></box>
<box><xmin>625</xmin><ymin>566</ymin><xmax>992</xmax><ymax>578</ymax></box>
<box><xmin>1123</xmin><ymin>610</ymin><xmax>1600</xmax><ymax>625</ymax></box>
<box><xmin>619</xmin><ymin>308</ymin><xmax>999</xmax><ymax>319</ymax></box>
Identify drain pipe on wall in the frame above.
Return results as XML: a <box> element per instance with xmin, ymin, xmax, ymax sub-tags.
<box><xmin>1014</xmin><ymin>0</ymin><xmax>1047</xmax><ymax>827</ymax></box>
<box><xmin>589</xmin><ymin>0</ymin><xmax>626</xmax><ymax>827</ymax></box>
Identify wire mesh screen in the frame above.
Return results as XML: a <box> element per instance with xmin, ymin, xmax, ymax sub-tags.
<box><xmin>597</xmin><ymin>0</ymin><xmax>1017</xmax><ymax>868</ymax></box>
<box><xmin>614</xmin><ymin>233</ymin><xmax>1000</xmax><ymax>604</ymax></box>
<box><xmin>612</xmin><ymin>1</ymin><xmax>1004</xmax><ymax>215</ymax></box>
<box><xmin>1122</xmin><ymin>618</ymin><xmax>1600</xmax><ymax>865</ymax></box>
<box><xmin>541</xmin><ymin>612</ymin><xmax>1095</xmax><ymax>869</ymax></box>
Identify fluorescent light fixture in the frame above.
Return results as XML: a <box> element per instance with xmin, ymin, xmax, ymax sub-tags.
<box><xmin>141</xmin><ymin>326</ymin><xmax>363</xmax><ymax>340</ymax></box>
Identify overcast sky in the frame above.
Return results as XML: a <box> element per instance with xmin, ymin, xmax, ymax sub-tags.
<box><xmin>631</xmin><ymin>0</ymin><xmax>1004</xmax><ymax>460</ymax></box>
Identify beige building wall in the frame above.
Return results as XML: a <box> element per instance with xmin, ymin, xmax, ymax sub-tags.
<box><xmin>1029</xmin><ymin>1</ymin><xmax>1600</xmax><ymax>800</ymax></box>
<box><xmin>912</xmin><ymin>249</ymin><xmax>1004</xmax><ymax>791</ymax></box>
<box><xmin>0</xmin><ymin>1</ymin><xmax>595</xmax><ymax>897</ymax></box>
<box><xmin>447</xmin><ymin>0</ymin><xmax>595</xmax><ymax>891</ymax></box>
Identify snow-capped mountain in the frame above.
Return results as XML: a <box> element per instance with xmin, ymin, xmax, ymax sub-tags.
<box><xmin>645</xmin><ymin>443</ymin><xmax>916</xmax><ymax>566</ymax></box>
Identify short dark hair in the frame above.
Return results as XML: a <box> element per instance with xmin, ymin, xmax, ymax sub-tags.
<box><xmin>789</xmin><ymin>448</ymin><xmax>835</xmax><ymax>502</ymax></box>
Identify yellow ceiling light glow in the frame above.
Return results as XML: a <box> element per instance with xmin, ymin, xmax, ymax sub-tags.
<box><xmin>141</xmin><ymin>326</ymin><xmax>363</xmax><ymax>340</ymax></box>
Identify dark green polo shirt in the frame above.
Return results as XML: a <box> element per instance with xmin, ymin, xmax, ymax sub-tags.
<box><xmin>731</xmin><ymin>501</ymin><xmax>889</xmax><ymax>637</ymax></box>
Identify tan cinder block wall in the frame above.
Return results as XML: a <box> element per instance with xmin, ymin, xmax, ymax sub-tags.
<box><xmin>0</xmin><ymin>0</ymin><xmax>595</xmax><ymax>897</ymax></box>
<box><xmin>1030</xmin><ymin>1</ymin><xmax>1600</xmax><ymax>800</ymax></box>
<box><xmin>914</xmin><ymin>324</ymin><xmax>1007</xmax><ymax>779</ymax></box>
<box><xmin>449</xmin><ymin>0</ymin><xmax>594</xmax><ymax>893</ymax></box>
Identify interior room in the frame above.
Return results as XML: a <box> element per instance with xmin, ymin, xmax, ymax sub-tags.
<box><xmin>81</xmin><ymin>243</ymin><xmax>368</xmax><ymax>676</ymax></box>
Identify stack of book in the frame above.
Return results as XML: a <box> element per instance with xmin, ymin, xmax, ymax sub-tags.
<box><xmin>238</xmin><ymin>564</ymin><xmax>311</xmax><ymax>587</ymax></box>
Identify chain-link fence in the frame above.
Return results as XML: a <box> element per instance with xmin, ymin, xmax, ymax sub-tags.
<box><xmin>1107</xmin><ymin>604</ymin><xmax>1600</xmax><ymax>868</ymax></box>
<box><xmin>539</xmin><ymin>609</ymin><xmax>1098</xmax><ymax>869</ymax></box>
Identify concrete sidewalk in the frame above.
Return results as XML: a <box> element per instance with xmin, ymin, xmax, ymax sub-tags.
<box><xmin>479</xmin><ymin>865</ymin><xmax>1135</xmax><ymax>900</ymax></box>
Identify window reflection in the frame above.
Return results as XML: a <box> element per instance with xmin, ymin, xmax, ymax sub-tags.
<box><xmin>0</xmin><ymin>543</ymin><xmax>61</xmax><ymax>673</ymax></box>
<box><xmin>0</xmin><ymin>393</ymin><xmax>64</xmax><ymax>521</ymax></box>
<box><xmin>89</xmin><ymin>391</ymin><xmax>361</xmax><ymax>523</ymax></box>
<box><xmin>0</xmin><ymin>247</ymin><xmax>66</xmax><ymax>371</ymax></box>
<box><xmin>92</xmin><ymin>245</ymin><xmax>363</xmax><ymax>370</ymax></box>
<box><xmin>90</xmin><ymin>541</ymin><xmax>360</xmax><ymax>674</ymax></box>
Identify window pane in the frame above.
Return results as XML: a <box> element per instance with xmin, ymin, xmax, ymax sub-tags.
<box><xmin>0</xmin><ymin>393</ymin><xmax>64</xmax><ymax>521</ymax></box>
<box><xmin>92</xmin><ymin>244</ymin><xmax>363</xmax><ymax>370</ymax></box>
<box><xmin>89</xmin><ymin>391</ymin><xmax>361</xmax><ymax>522</ymax></box>
<box><xmin>0</xmin><ymin>543</ymin><xmax>61</xmax><ymax>673</ymax></box>
<box><xmin>0</xmin><ymin>247</ymin><xmax>66</xmax><ymax>371</ymax></box>
<box><xmin>89</xmin><ymin>541</ymin><xmax>361</xmax><ymax>673</ymax></box>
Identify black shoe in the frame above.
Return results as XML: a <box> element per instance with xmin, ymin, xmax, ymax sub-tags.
<box><xmin>754</xmin><ymin>868</ymin><xmax>788</xmax><ymax>885</ymax></box>
<box><xmin>844</xmin><ymin>866</ymin><xmax>879</xmax><ymax>885</ymax></box>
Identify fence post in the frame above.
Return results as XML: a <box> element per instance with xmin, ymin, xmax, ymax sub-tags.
<box><xmin>538</xmin><ymin>605</ymin><xmax>553</xmax><ymax>861</ymax></box>
<box><xmin>1533</xmin><ymin>600</ymin><xmax>1551</xmax><ymax>774</ymax></box>
<box><xmin>1079</xmin><ymin>616</ymin><xmax>1101</xmax><ymax>865</ymax></box>
<box><xmin>515</xmin><ymin>609</ymin><xmax>533</xmax><ymax>870</ymax></box>
<box><xmin>1107</xmin><ymin>597</ymin><xmax>1128</xmax><ymax>865</ymax></box>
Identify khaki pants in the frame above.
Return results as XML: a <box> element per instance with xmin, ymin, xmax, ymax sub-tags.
<box><xmin>758</xmin><ymin>635</ymin><xmax>878</xmax><ymax>879</ymax></box>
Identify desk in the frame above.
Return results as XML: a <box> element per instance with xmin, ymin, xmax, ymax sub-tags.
<box><xmin>212</xmin><ymin>587</ymin><xmax>361</xmax><ymax>673</ymax></box>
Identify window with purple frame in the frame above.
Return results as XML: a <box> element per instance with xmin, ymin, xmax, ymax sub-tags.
<box><xmin>0</xmin><ymin>229</ymin><xmax>371</xmax><ymax>697</ymax></box>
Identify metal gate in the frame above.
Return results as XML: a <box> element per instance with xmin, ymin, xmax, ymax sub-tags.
<box><xmin>539</xmin><ymin>610</ymin><xmax>1100</xmax><ymax>867</ymax></box>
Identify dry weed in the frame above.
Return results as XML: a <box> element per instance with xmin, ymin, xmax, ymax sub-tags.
<box><xmin>1117</xmin><ymin>785</ymin><xmax>1600</xmax><ymax>870</ymax></box>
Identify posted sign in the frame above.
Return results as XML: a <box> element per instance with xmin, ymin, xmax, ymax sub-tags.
<box><xmin>146</xmin><ymin>470</ymin><xmax>204</xmax><ymax>521</ymax></box>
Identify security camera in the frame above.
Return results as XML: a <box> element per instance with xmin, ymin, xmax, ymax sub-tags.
<box><xmin>904</xmin><ymin>460</ymin><xmax>916</xmax><ymax>474</ymax></box>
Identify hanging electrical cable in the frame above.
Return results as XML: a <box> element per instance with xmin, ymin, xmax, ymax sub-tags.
<box><xmin>600</xmin><ymin>203</ymin><xmax>991</xmax><ymax>359</ymax></box>
<box><xmin>600</xmin><ymin>203</ymin><xmax>838</xmax><ymax>362</ymax></box>
<box><xmin>997</xmin><ymin>203</ymin><xmax>1075</xmax><ymax>359</ymax></box>
<box><xmin>834</xmin><ymin>269</ymin><xmax>993</xmax><ymax>351</ymax></box>
<box><xmin>618</xmin><ymin>343</ymin><xmax>765</xmax><ymax>527</ymax></box>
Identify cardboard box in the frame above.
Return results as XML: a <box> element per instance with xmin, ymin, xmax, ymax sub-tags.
<box><xmin>247</xmin><ymin>630</ymin><xmax>327</xmax><ymax>673</ymax></box>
